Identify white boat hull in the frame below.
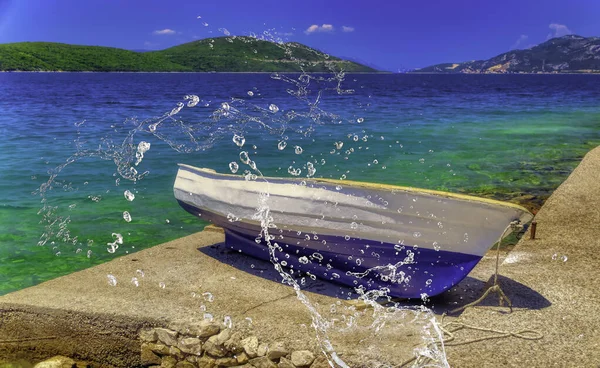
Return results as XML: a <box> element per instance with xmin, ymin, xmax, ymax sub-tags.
<box><xmin>174</xmin><ymin>164</ymin><xmax>533</xmax><ymax>298</ymax></box>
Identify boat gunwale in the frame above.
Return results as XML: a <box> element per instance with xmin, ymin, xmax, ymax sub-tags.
<box><xmin>177</xmin><ymin>163</ymin><xmax>533</xmax><ymax>215</ymax></box>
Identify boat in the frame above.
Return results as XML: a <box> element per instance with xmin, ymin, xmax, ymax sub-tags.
<box><xmin>174</xmin><ymin>164</ymin><xmax>533</xmax><ymax>298</ymax></box>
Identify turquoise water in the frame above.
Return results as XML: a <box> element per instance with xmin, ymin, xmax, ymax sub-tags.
<box><xmin>0</xmin><ymin>72</ymin><xmax>599</xmax><ymax>295</ymax></box>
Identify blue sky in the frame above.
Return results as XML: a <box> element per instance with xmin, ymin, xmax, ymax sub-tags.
<box><xmin>1</xmin><ymin>0</ymin><xmax>599</xmax><ymax>71</ymax></box>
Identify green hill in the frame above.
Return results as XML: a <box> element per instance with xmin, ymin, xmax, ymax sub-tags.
<box><xmin>416</xmin><ymin>35</ymin><xmax>600</xmax><ymax>74</ymax></box>
<box><xmin>0</xmin><ymin>37</ymin><xmax>377</xmax><ymax>72</ymax></box>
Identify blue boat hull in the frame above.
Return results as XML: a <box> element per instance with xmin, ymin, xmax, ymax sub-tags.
<box><xmin>178</xmin><ymin>200</ymin><xmax>481</xmax><ymax>299</ymax></box>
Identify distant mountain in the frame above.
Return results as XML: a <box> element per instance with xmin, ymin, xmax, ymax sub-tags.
<box><xmin>415</xmin><ymin>35</ymin><xmax>600</xmax><ymax>74</ymax></box>
<box><xmin>0</xmin><ymin>37</ymin><xmax>378</xmax><ymax>73</ymax></box>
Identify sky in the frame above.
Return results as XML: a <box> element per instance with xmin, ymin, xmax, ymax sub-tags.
<box><xmin>1</xmin><ymin>0</ymin><xmax>600</xmax><ymax>71</ymax></box>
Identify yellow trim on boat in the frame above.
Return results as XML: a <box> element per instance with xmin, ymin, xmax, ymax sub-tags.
<box><xmin>178</xmin><ymin>164</ymin><xmax>532</xmax><ymax>214</ymax></box>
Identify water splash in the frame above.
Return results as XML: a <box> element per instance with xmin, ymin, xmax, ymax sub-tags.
<box><xmin>33</xmin><ymin>33</ymin><xmax>448</xmax><ymax>367</ymax></box>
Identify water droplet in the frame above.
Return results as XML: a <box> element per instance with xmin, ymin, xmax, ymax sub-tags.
<box><xmin>373</xmin><ymin>159</ymin><xmax>378</xmax><ymax>164</ymax></box>
<box><xmin>277</xmin><ymin>141</ymin><xmax>287</xmax><ymax>150</ymax></box>
<box><xmin>87</xmin><ymin>250</ymin><xmax>92</xmax><ymax>258</ymax></box>
<box><xmin>269</xmin><ymin>104</ymin><xmax>279</xmax><ymax>113</ymax></box>
<box><xmin>561</xmin><ymin>255</ymin><xmax>568</xmax><ymax>262</ymax></box>
<box><xmin>306</xmin><ymin>162</ymin><xmax>316</xmax><ymax>177</ymax></box>
<box><xmin>413</xmin><ymin>231</ymin><xmax>422</xmax><ymax>238</ymax></box>
<box><xmin>202</xmin><ymin>22</ymin><xmax>209</xmax><ymax>27</ymax></box>
<box><xmin>247</xmin><ymin>91</ymin><xmax>254</xmax><ymax>97</ymax></box>
<box><xmin>287</xmin><ymin>166</ymin><xmax>301</xmax><ymax>176</ymax></box>
<box><xmin>294</xmin><ymin>146</ymin><xmax>303</xmax><ymax>155</ymax></box>
<box><xmin>233</xmin><ymin>134</ymin><xmax>245</xmax><ymax>147</ymax></box>
<box><xmin>229</xmin><ymin>162</ymin><xmax>239</xmax><ymax>173</ymax></box>
<box><xmin>122</xmin><ymin>211</ymin><xmax>132</xmax><ymax>222</ymax></box>
<box><xmin>107</xmin><ymin>274</ymin><xmax>117</xmax><ymax>286</ymax></box>
<box><xmin>131</xmin><ymin>277</ymin><xmax>139</xmax><ymax>287</ymax></box>
<box><xmin>221</xmin><ymin>102</ymin><xmax>230</xmax><ymax>111</ymax></box>
<box><xmin>419</xmin><ymin>158</ymin><xmax>425</xmax><ymax>164</ymax></box>
<box><xmin>433</xmin><ymin>242</ymin><xmax>440</xmax><ymax>251</ymax></box>
<box><xmin>350</xmin><ymin>222</ymin><xmax>358</xmax><ymax>229</ymax></box>
<box><xmin>185</xmin><ymin>95</ymin><xmax>200</xmax><ymax>107</ymax></box>
<box><xmin>356</xmin><ymin>117</ymin><xmax>364</xmax><ymax>123</ymax></box>
<box><xmin>239</xmin><ymin>151</ymin><xmax>250</xmax><ymax>164</ymax></box>
<box><xmin>134</xmin><ymin>141</ymin><xmax>151</xmax><ymax>166</ymax></box>
<box><xmin>552</xmin><ymin>253</ymin><xmax>558</xmax><ymax>260</ymax></box>
<box><xmin>224</xmin><ymin>316</ymin><xmax>233</xmax><ymax>329</ymax></box>
<box><xmin>353</xmin><ymin>135</ymin><xmax>359</xmax><ymax>142</ymax></box>
<box><xmin>124</xmin><ymin>190</ymin><xmax>135</xmax><ymax>202</ymax></box>
<box><xmin>159</xmin><ymin>282</ymin><xmax>166</xmax><ymax>289</ymax></box>
<box><xmin>299</xmin><ymin>256</ymin><xmax>309</xmax><ymax>264</ymax></box>
<box><xmin>425</xmin><ymin>279</ymin><xmax>432</xmax><ymax>286</ymax></box>
<box><xmin>203</xmin><ymin>292</ymin><xmax>214</xmax><ymax>302</ymax></box>
<box><xmin>312</xmin><ymin>252</ymin><xmax>323</xmax><ymax>262</ymax></box>
<box><xmin>136</xmin><ymin>269</ymin><xmax>145</xmax><ymax>278</ymax></box>
<box><xmin>170</xmin><ymin>102</ymin><xmax>184</xmax><ymax>116</ymax></box>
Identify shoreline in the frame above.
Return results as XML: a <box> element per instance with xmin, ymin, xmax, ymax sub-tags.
<box><xmin>0</xmin><ymin>70</ymin><xmax>392</xmax><ymax>74</ymax></box>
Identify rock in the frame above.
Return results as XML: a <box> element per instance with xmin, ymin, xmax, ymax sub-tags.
<box><xmin>215</xmin><ymin>357</ymin><xmax>239</xmax><ymax>367</ymax></box>
<box><xmin>290</xmin><ymin>351</ymin><xmax>314</xmax><ymax>367</ymax></box>
<box><xmin>160</xmin><ymin>356</ymin><xmax>178</xmax><ymax>368</ymax></box>
<box><xmin>34</xmin><ymin>356</ymin><xmax>76</xmax><ymax>368</ymax></box>
<box><xmin>175</xmin><ymin>362</ymin><xmax>196</xmax><ymax>368</ymax></box>
<box><xmin>141</xmin><ymin>344</ymin><xmax>162</xmax><ymax>366</ymax></box>
<box><xmin>185</xmin><ymin>356</ymin><xmax>198</xmax><ymax>364</ymax></box>
<box><xmin>248</xmin><ymin>356</ymin><xmax>278</xmax><ymax>368</ymax></box>
<box><xmin>148</xmin><ymin>343</ymin><xmax>171</xmax><ymax>356</ymax></box>
<box><xmin>155</xmin><ymin>328</ymin><xmax>179</xmax><ymax>346</ymax></box>
<box><xmin>204</xmin><ymin>329</ymin><xmax>232</xmax><ymax>357</ymax></box>
<box><xmin>266</xmin><ymin>341</ymin><xmax>287</xmax><ymax>361</ymax></box>
<box><xmin>256</xmin><ymin>343</ymin><xmax>268</xmax><ymax>358</ymax></box>
<box><xmin>188</xmin><ymin>320</ymin><xmax>221</xmax><ymax>338</ymax></box>
<box><xmin>224</xmin><ymin>331</ymin><xmax>244</xmax><ymax>354</ymax></box>
<box><xmin>140</xmin><ymin>328</ymin><xmax>158</xmax><ymax>343</ymax></box>
<box><xmin>235</xmin><ymin>352</ymin><xmax>249</xmax><ymax>365</ymax></box>
<box><xmin>277</xmin><ymin>357</ymin><xmax>295</xmax><ymax>368</ymax></box>
<box><xmin>178</xmin><ymin>337</ymin><xmax>203</xmax><ymax>355</ymax></box>
<box><xmin>197</xmin><ymin>355</ymin><xmax>217</xmax><ymax>368</ymax></box>
<box><xmin>309</xmin><ymin>356</ymin><xmax>329</xmax><ymax>368</ymax></box>
<box><xmin>169</xmin><ymin>346</ymin><xmax>184</xmax><ymax>360</ymax></box>
<box><xmin>241</xmin><ymin>336</ymin><xmax>259</xmax><ymax>358</ymax></box>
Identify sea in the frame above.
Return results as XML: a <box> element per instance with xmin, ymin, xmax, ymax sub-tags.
<box><xmin>1</xmin><ymin>72</ymin><xmax>599</xmax><ymax>296</ymax></box>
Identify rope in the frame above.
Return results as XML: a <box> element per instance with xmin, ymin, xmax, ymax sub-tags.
<box><xmin>449</xmin><ymin>220</ymin><xmax>522</xmax><ymax>315</ymax></box>
<box><xmin>439</xmin><ymin>313</ymin><xmax>542</xmax><ymax>346</ymax></box>
<box><xmin>396</xmin><ymin>219</ymin><xmax>544</xmax><ymax>367</ymax></box>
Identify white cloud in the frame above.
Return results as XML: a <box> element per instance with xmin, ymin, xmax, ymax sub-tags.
<box><xmin>305</xmin><ymin>24</ymin><xmax>334</xmax><ymax>34</ymax></box>
<box><xmin>511</xmin><ymin>34</ymin><xmax>528</xmax><ymax>50</ymax></box>
<box><xmin>342</xmin><ymin>26</ymin><xmax>355</xmax><ymax>33</ymax></box>
<box><xmin>153</xmin><ymin>29</ymin><xmax>176</xmax><ymax>35</ymax></box>
<box><xmin>547</xmin><ymin>23</ymin><xmax>573</xmax><ymax>39</ymax></box>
